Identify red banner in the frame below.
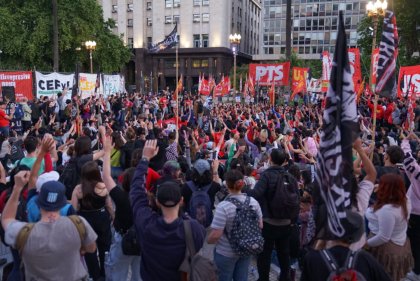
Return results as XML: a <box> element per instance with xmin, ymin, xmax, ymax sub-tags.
<box><xmin>0</xmin><ymin>71</ymin><xmax>33</xmax><ymax>101</ymax></box>
<box><xmin>397</xmin><ymin>65</ymin><xmax>420</xmax><ymax>99</ymax></box>
<box><xmin>371</xmin><ymin>48</ymin><xmax>380</xmax><ymax>86</ymax></box>
<box><xmin>321</xmin><ymin>51</ymin><xmax>332</xmax><ymax>92</ymax></box>
<box><xmin>249</xmin><ymin>62</ymin><xmax>290</xmax><ymax>86</ymax></box>
<box><xmin>348</xmin><ymin>48</ymin><xmax>362</xmax><ymax>94</ymax></box>
<box><xmin>292</xmin><ymin>67</ymin><xmax>309</xmax><ymax>91</ymax></box>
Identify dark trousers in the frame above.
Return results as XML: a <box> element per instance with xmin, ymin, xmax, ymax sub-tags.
<box><xmin>257</xmin><ymin>222</ymin><xmax>291</xmax><ymax>281</ymax></box>
<box><xmin>79</xmin><ymin>208</ymin><xmax>112</xmax><ymax>281</ymax></box>
<box><xmin>408</xmin><ymin>214</ymin><xmax>420</xmax><ymax>274</ymax></box>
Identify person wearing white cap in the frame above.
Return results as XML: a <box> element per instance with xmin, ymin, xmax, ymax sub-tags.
<box><xmin>26</xmin><ymin>170</ymin><xmax>76</xmax><ymax>222</ymax></box>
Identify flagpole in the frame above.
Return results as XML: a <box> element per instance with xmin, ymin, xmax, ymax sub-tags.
<box><xmin>176</xmin><ymin>41</ymin><xmax>179</xmax><ymax>128</ymax></box>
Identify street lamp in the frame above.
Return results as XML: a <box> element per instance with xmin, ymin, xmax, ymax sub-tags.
<box><xmin>85</xmin><ymin>40</ymin><xmax>97</xmax><ymax>73</ymax></box>
<box><xmin>229</xmin><ymin>33</ymin><xmax>241</xmax><ymax>94</ymax></box>
<box><xmin>367</xmin><ymin>0</ymin><xmax>387</xmax><ymax>158</ymax></box>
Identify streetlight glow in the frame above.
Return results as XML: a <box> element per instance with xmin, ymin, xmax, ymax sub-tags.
<box><xmin>85</xmin><ymin>40</ymin><xmax>97</xmax><ymax>73</ymax></box>
<box><xmin>367</xmin><ymin>0</ymin><xmax>387</xmax><ymax>16</ymax></box>
<box><xmin>229</xmin><ymin>33</ymin><xmax>241</xmax><ymax>94</ymax></box>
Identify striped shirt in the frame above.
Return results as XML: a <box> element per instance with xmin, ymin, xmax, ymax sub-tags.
<box><xmin>210</xmin><ymin>193</ymin><xmax>262</xmax><ymax>258</ymax></box>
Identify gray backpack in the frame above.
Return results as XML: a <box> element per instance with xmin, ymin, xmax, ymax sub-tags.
<box><xmin>320</xmin><ymin>249</ymin><xmax>367</xmax><ymax>281</ymax></box>
<box><xmin>179</xmin><ymin>220</ymin><xmax>217</xmax><ymax>281</ymax></box>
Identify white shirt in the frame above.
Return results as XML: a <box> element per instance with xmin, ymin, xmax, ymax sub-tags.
<box><xmin>365</xmin><ymin>198</ymin><xmax>411</xmax><ymax>247</ymax></box>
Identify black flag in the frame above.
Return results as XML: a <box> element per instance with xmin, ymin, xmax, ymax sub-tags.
<box><xmin>148</xmin><ymin>24</ymin><xmax>178</xmax><ymax>53</ymax></box>
<box><xmin>314</xmin><ymin>11</ymin><xmax>360</xmax><ymax>240</ymax></box>
<box><xmin>376</xmin><ymin>11</ymin><xmax>398</xmax><ymax>98</ymax></box>
<box><xmin>71</xmin><ymin>63</ymin><xmax>79</xmax><ymax>97</ymax></box>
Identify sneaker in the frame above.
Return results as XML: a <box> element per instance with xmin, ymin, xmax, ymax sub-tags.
<box><xmin>405</xmin><ymin>271</ymin><xmax>420</xmax><ymax>281</ymax></box>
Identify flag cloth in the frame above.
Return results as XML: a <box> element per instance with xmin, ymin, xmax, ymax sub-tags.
<box><xmin>290</xmin><ymin>79</ymin><xmax>306</xmax><ymax>101</ymax></box>
<box><xmin>356</xmin><ymin>79</ymin><xmax>365</xmax><ymax>104</ymax></box>
<box><xmin>243</xmin><ymin>76</ymin><xmax>248</xmax><ymax>97</ymax></box>
<box><xmin>214</xmin><ymin>76</ymin><xmax>225</xmax><ymax>97</ymax></box>
<box><xmin>71</xmin><ymin>63</ymin><xmax>79</xmax><ymax>97</ymax></box>
<box><xmin>315</xmin><ymin>11</ymin><xmax>360</xmax><ymax>240</ymax></box>
<box><xmin>173</xmin><ymin>74</ymin><xmax>183</xmax><ymax>100</ymax></box>
<box><xmin>376</xmin><ymin>11</ymin><xmax>398</xmax><ymax>98</ymax></box>
<box><xmin>268</xmin><ymin>80</ymin><xmax>275</xmax><ymax>106</ymax></box>
<box><xmin>222</xmin><ymin>76</ymin><xmax>231</xmax><ymax>95</ymax></box>
<box><xmin>148</xmin><ymin>24</ymin><xmax>178</xmax><ymax>53</ymax></box>
<box><xmin>248</xmin><ymin>73</ymin><xmax>255</xmax><ymax>96</ymax></box>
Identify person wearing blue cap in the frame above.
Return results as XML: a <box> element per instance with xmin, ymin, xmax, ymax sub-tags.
<box><xmin>1</xmin><ymin>136</ymin><xmax>98</xmax><ymax>281</ymax></box>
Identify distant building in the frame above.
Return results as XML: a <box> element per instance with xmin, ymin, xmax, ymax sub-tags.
<box><xmin>98</xmin><ymin>0</ymin><xmax>263</xmax><ymax>91</ymax></box>
<box><xmin>256</xmin><ymin>0</ymin><xmax>368</xmax><ymax>61</ymax></box>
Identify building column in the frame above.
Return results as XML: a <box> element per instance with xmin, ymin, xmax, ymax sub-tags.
<box><xmin>208</xmin><ymin>57</ymin><xmax>213</xmax><ymax>76</ymax></box>
<box><xmin>159</xmin><ymin>59</ymin><xmax>165</xmax><ymax>90</ymax></box>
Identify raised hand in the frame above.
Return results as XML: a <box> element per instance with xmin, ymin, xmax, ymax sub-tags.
<box><xmin>142</xmin><ymin>140</ymin><xmax>159</xmax><ymax>161</ymax></box>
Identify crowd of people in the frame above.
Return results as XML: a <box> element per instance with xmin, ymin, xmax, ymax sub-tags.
<box><xmin>0</xmin><ymin>88</ymin><xmax>418</xmax><ymax>281</ymax></box>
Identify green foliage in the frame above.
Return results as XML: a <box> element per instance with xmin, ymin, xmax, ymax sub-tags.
<box><xmin>0</xmin><ymin>0</ymin><xmax>131</xmax><ymax>72</ymax></box>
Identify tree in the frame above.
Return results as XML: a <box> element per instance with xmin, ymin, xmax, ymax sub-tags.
<box><xmin>0</xmin><ymin>0</ymin><xmax>131</xmax><ymax>72</ymax></box>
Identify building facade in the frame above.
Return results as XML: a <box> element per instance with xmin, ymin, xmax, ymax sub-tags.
<box><xmin>259</xmin><ymin>0</ymin><xmax>368</xmax><ymax>60</ymax></box>
<box><xmin>98</xmin><ymin>0</ymin><xmax>263</xmax><ymax>91</ymax></box>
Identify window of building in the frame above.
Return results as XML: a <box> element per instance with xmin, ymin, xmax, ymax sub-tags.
<box><xmin>165</xmin><ymin>0</ymin><xmax>172</xmax><ymax>8</ymax></box>
<box><xmin>173</xmin><ymin>0</ymin><xmax>180</xmax><ymax>7</ymax></box>
<box><xmin>194</xmin><ymin>0</ymin><xmax>201</xmax><ymax>6</ymax></box>
<box><xmin>332</xmin><ymin>17</ymin><xmax>337</xmax><ymax>29</ymax></box>
<box><xmin>173</xmin><ymin>15</ymin><xmax>180</xmax><ymax>23</ymax></box>
<box><xmin>202</xmin><ymin>34</ymin><xmax>209</xmax><ymax>47</ymax></box>
<box><xmin>147</xmin><ymin>37</ymin><xmax>152</xmax><ymax>45</ymax></box>
<box><xmin>345</xmin><ymin>17</ymin><xmax>351</xmax><ymax>28</ymax></box>
<box><xmin>202</xmin><ymin>13</ymin><xmax>209</xmax><ymax>22</ymax></box>
<box><xmin>332</xmin><ymin>4</ymin><xmax>339</xmax><ymax>15</ymax></box>
<box><xmin>193</xmin><ymin>34</ymin><xmax>201</xmax><ymax>48</ymax></box>
<box><xmin>127</xmin><ymin>19</ymin><xmax>133</xmax><ymax>27</ymax></box>
<box><xmin>128</xmin><ymin>38</ymin><xmax>133</xmax><ymax>48</ymax></box>
<box><xmin>346</xmin><ymin>3</ymin><xmax>352</xmax><ymax>11</ymax></box>
<box><xmin>299</xmin><ymin>47</ymin><xmax>304</xmax><ymax>54</ymax></box>
<box><xmin>112</xmin><ymin>5</ymin><xmax>117</xmax><ymax>13</ymax></box>
<box><xmin>165</xmin><ymin>16</ymin><xmax>172</xmax><ymax>24</ymax></box>
<box><xmin>127</xmin><ymin>3</ymin><xmax>133</xmax><ymax>12</ymax></box>
<box><xmin>165</xmin><ymin>59</ymin><xmax>176</xmax><ymax>68</ymax></box>
<box><xmin>201</xmin><ymin>60</ymin><xmax>209</xmax><ymax>67</ymax></box>
<box><xmin>147</xmin><ymin>18</ymin><xmax>152</xmax><ymax>26</ymax></box>
<box><xmin>192</xmin><ymin>60</ymin><xmax>201</xmax><ymax>68</ymax></box>
<box><xmin>193</xmin><ymin>14</ymin><xmax>200</xmax><ymax>23</ymax></box>
<box><xmin>146</xmin><ymin>2</ymin><xmax>152</xmax><ymax>10</ymax></box>
<box><xmin>202</xmin><ymin>0</ymin><xmax>209</xmax><ymax>6</ymax></box>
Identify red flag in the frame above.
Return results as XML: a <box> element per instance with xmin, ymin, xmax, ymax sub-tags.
<box><xmin>290</xmin><ymin>79</ymin><xmax>305</xmax><ymax>101</ymax></box>
<box><xmin>269</xmin><ymin>80</ymin><xmax>275</xmax><ymax>106</ymax></box>
<box><xmin>247</xmin><ymin>73</ymin><xmax>255</xmax><ymax>96</ymax></box>
<box><xmin>173</xmin><ymin>74</ymin><xmax>183</xmax><ymax>100</ymax></box>
<box><xmin>222</xmin><ymin>76</ymin><xmax>231</xmax><ymax>95</ymax></box>
<box><xmin>214</xmin><ymin>76</ymin><xmax>225</xmax><ymax>97</ymax></box>
<box><xmin>356</xmin><ymin>79</ymin><xmax>365</xmax><ymax>104</ymax></box>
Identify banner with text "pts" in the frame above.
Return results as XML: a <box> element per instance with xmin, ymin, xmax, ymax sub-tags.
<box><xmin>249</xmin><ymin>62</ymin><xmax>290</xmax><ymax>86</ymax></box>
<box><xmin>35</xmin><ymin>71</ymin><xmax>74</xmax><ymax>99</ymax></box>
<box><xmin>0</xmin><ymin>71</ymin><xmax>33</xmax><ymax>102</ymax></box>
<box><xmin>398</xmin><ymin>65</ymin><xmax>420</xmax><ymax>99</ymax></box>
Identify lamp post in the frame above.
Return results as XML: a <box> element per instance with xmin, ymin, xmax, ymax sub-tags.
<box><xmin>367</xmin><ymin>0</ymin><xmax>387</xmax><ymax>159</ymax></box>
<box><xmin>85</xmin><ymin>41</ymin><xmax>97</xmax><ymax>74</ymax></box>
<box><xmin>229</xmin><ymin>33</ymin><xmax>241</xmax><ymax>94</ymax></box>
<box><xmin>0</xmin><ymin>50</ymin><xmax>2</xmax><ymax>69</ymax></box>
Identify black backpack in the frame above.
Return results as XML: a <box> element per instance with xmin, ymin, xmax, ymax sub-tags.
<box><xmin>320</xmin><ymin>249</ymin><xmax>367</xmax><ymax>281</ymax></box>
<box><xmin>268</xmin><ymin>171</ymin><xmax>300</xmax><ymax>220</ymax></box>
<box><xmin>225</xmin><ymin>197</ymin><xmax>264</xmax><ymax>257</ymax></box>
<box><xmin>121</xmin><ymin>225</ymin><xmax>141</xmax><ymax>256</ymax></box>
<box><xmin>59</xmin><ymin>158</ymin><xmax>80</xmax><ymax>200</ymax></box>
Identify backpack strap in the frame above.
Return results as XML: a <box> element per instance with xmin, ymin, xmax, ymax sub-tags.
<box><xmin>15</xmin><ymin>223</ymin><xmax>35</xmax><ymax>255</ymax></box>
<box><xmin>179</xmin><ymin>220</ymin><xmax>197</xmax><ymax>275</ymax></box>
<box><xmin>226</xmin><ymin>196</ymin><xmax>250</xmax><ymax>208</ymax></box>
<box><xmin>68</xmin><ymin>215</ymin><xmax>86</xmax><ymax>243</ymax></box>
<box><xmin>345</xmin><ymin>250</ymin><xmax>360</xmax><ymax>270</ymax></box>
<box><xmin>320</xmin><ymin>249</ymin><xmax>339</xmax><ymax>273</ymax></box>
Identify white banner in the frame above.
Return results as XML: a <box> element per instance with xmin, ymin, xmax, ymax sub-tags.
<box><xmin>103</xmin><ymin>75</ymin><xmax>126</xmax><ymax>96</ymax></box>
<box><xmin>307</xmin><ymin>78</ymin><xmax>322</xmax><ymax>93</ymax></box>
<box><xmin>35</xmin><ymin>71</ymin><xmax>74</xmax><ymax>99</ymax></box>
<box><xmin>79</xmin><ymin>73</ymin><xmax>103</xmax><ymax>99</ymax></box>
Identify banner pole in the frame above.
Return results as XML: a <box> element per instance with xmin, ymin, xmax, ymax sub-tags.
<box><xmin>176</xmin><ymin>43</ymin><xmax>179</xmax><ymax>128</ymax></box>
<box><xmin>370</xmin><ymin>15</ymin><xmax>379</xmax><ymax>160</ymax></box>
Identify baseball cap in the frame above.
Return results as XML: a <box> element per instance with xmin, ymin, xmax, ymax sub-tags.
<box><xmin>36</xmin><ymin>171</ymin><xmax>60</xmax><ymax>192</ymax></box>
<box><xmin>231</xmin><ymin>129</ymin><xmax>239</xmax><ymax>135</ymax></box>
<box><xmin>37</xmin><ymin>181</ymin><xmax>67</xmax><ymax>211</ymax></box>
<box><xmin>156</xmin><ymin>181</ymin><xmax>182</xmax><ymax>208</ymax></box>
<box><xmin>193</xmin><ymin>159</ymin><xmax>211</xmax><ymax>176</ymax></box>
<box><xmin>162</xmin><ymin>160</ymin><xmax>181</xmax><ymax>175</ymax></box>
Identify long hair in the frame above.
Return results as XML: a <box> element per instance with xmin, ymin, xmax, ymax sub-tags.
<box><xmin>373</xmin><ymin>174</ymin><xmax>408</xmax><ymax>219</ymax></box>
<box><xmin>74</xmin><ymin>136</ymin><xmax>91</xmax><ymax>157</ymax></box>
<box><xmin>80</xmin><ymin>161</ymin><xmax>103</xmax><ymax>200</ymax></box>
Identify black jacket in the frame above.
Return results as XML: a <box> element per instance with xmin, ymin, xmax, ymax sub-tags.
<box><xmin>246</xmin><ymin>165</ymin><xmax>286</xmax><ymax>218</ymax></box>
